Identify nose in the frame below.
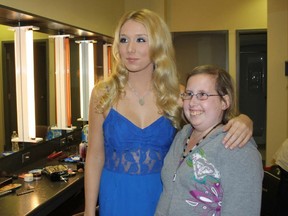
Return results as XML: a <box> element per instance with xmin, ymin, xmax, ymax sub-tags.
<box><xmin>127</xmin><ymin>41</ymin><xmax>136</xmax><ymax>53</ymax></box>
<box><xmin>188</xmin><ymin>95</ymin><xmax>197</xmax><ymax>105</ymax></box>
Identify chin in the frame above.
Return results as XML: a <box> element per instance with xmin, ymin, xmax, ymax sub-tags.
<box><xmin>127</xmin><ymin>68</ymin><xmax>141</xmax><ymax>73</ymax></box>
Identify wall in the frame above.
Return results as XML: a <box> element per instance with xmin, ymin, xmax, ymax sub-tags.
<box><xmin>0</xmin><ymin>0</ymin><xmax>125</xmax><ymax>37</ymax></box>
<box><xmin>124</xmin><ymin>0</ymin><xmax>166</xmax><ymax>19</ymax></box>
<box><xmin>266</xmin><ymin>0</ymin><xmax>288</xmax><ymax>166</ymax></box>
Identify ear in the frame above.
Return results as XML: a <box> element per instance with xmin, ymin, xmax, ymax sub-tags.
<box><xmin>221</xmin><ymin>95</ymin><xmax>230</xmax><ymax>110</ymax></box>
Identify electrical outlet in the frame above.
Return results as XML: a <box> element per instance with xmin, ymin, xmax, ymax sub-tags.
<box><xmin>22</xmin><ymin>152</ymin><xmax>30</xmax><ymax>163</ymax></box>
<box><xmin>60</xmin><ymin>138</ymin><xmax>66</xmax><ymax>147</ymax></box>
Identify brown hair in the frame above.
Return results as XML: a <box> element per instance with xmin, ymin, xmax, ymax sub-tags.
<box><xmin>186</xmin><ymin>65</ymin><xmax>238</xmax><ymax>123</ymax></box>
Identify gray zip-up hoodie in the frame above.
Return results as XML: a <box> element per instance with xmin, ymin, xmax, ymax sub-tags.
<box><xmin>155</xmin><ymin>124</ymin><xmax>263</xmax><ymax>216</ymax></box>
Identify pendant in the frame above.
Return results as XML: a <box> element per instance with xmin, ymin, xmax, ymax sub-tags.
<box><xmin>139</xmin><ymin>98</ymin><xmax>145</xmax><ymax>106</ymax></box>
<box><xmin>173</xmin><ymin>173</ymin><xmax>177</xmax><ymax>182</ymax></box>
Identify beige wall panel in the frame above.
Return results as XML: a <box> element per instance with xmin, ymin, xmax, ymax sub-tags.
<box><xmin>0</xmin><ymin>0</ymin><xmax>125</xmax><ymax>37</ymax></box>
<box><xmin>266</xmin><ymin>0</ymin><xmax>288</xmax><ymax>166</ymax></box>
<box><xmin>167</xmin><ymin>0</ymin><xmax>267</xmax><ymax>31</ymax></box>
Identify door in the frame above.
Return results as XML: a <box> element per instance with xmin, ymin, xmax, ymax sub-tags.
<box><xmin>238</xmin><ymin>31</ymin><xmax>267</xmax><ymax>147</ymax></box>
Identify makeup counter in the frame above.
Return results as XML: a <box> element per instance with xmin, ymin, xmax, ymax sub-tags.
<box><xmin>0</xmin><ymin>128</ymin><xmax>86</xmax><ymax>216</ymax></box>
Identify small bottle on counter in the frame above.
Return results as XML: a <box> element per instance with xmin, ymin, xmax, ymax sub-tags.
<box><xmin>79</xmin><ymin>124</ymin><xmax>89</xmax><ymax>162</ymax></box>
<box><xmin>11</xmin><ymin>131</ymin><xmax>19</xmax><ymax>152</ymax></box>
<box><xmin>82</xmin><ymin>124</ymin><xmax>89</xmax><ymax>143</ymax></box>
<box><xmin>79</xmin><ymin>142</ymin><xmax>87</xmax><ymax>162</ymax></box>
<box><xmin>46</xmin><ymin>126</ymin><xmax>53</xmax><ymax>141</ymax></box>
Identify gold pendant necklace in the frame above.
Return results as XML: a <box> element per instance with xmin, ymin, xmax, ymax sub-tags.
<box><xmin>127</xmin><ymin>81</ymin><xmax>150</xmax><ymax>106</ymax></box>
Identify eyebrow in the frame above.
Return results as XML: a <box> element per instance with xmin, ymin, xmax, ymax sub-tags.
<box><xmin>120</xmin><ymin>33</ymin><xmax>148</xmax><ymax>37</ymax></box>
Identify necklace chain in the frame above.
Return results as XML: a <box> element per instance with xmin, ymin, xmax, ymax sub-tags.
<box><xmin>182</xmin><ymin>122</ymin><xmax>222</xmax><ymax>159</ymax></box>
<box><xmin>173</xmin><ymin>122</ymin><xmax>222</xmax><ymax>182</ymax></box>
<box><xmin>127</xmin><ymin>81</ymin><xmax>151</xmax><ymax>106</ymax></box>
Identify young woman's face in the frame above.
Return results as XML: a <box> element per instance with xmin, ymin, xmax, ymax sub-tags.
<box><xmin>183</xmin><ymin>74</ymin><xmax>229</xmax><ymax>131</ymax></box>
<box><xmin>118</xmin><ymin>20</ymin><xmax>153</xmax><ymax>73</ymax></box>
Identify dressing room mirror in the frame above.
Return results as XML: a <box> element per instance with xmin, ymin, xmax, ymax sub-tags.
<box><xmin>0</xmin><ymin>6</ymin><xmax>112</xmax><ymax>154</ymax></box>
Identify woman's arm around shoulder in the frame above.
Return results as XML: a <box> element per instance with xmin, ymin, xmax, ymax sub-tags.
<box><xmin>222</xmin><ymin>114</ymin><xmax>253</xmax><ymax>149</ymax></box>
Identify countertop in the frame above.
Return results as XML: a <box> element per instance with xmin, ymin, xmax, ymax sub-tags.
<box><xmin>0</xmin><ymin>152</ymin><xmax>84</xmax><ymax>216</ymax></box>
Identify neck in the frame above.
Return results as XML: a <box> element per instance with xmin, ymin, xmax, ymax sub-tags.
<box><xmin>182</xmin><ymin>122</ymin><xmax>222</xmax><ymax>160</ymax></box>
<box><xmin>127</xmin><ymin>80</ymin><xmax>151</xmax><ymax>94</ymax></box>
<box><xmin>128</xmin><ymin>66</ymin><xmax>153</xmax><ymax>82</ymax></box>
<box><xmin>128</xmin><ymin>76</ymin><xmax>152</xmax><ymax>89</ymax></box>
<box><xmin>191</xmin><ymin>122</ymin><xmax>222</xmax><ymax>142</ymax></box>
<box><xmin>126</xmin><ymin>80</ymin><xmax>152</xmax><ymax>106</ymax></box>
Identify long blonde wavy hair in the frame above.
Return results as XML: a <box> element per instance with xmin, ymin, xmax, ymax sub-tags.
<box><xmin>93</xmin><ymin>9</ymin><xmax>182</xmax><ymax>129</ymax></box>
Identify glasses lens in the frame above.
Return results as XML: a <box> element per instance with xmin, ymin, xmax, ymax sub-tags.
<box><xmin>181</xmin><ymin>93</ymin><xmax>191</xmax><ymax>100</ymax></box>
<box><xmin>196</xmin><ymin>93</ymin><xmax>208</xmax><ymax>100</ymax></box>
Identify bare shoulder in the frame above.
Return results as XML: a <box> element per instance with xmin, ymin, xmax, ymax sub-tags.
<box><xmin>90</xmin><ymin>84</ymin><xmax>111</xmax><ymax>118</ymax></box>
<box><xmin>91</xmin><ymin>84</ymin><xmax>108</xmax><ymax>98</ymax></box>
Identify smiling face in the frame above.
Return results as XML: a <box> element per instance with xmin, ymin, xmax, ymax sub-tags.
<box><xmin>118</xmin><ymin>20</ymin><xmax>154</xmax><ymax>74</ymax></box>
<box><xmin>183</xmin><ymin>73</ymin><xmax>230</xmax><ymax>131</ymax></box>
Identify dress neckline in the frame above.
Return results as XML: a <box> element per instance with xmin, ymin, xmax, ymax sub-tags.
<box><xmin>109</xmin><ymin>108</ymin><xmax>165</xmax><ymax>130</ymax></box>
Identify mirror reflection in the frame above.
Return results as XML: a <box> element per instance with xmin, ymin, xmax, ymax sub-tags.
<box><xmin>0</xmin><ymin>8</ymin><xmax>112</xmax><ymax>156</ymax></box>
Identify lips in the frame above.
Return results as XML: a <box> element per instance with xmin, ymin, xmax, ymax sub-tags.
<box><xmin>126</xmin><ymin>57</ymin><xmax>138</xmax><ymax>62</ymax></box>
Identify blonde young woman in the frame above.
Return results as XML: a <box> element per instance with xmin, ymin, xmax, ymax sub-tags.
<box><xmin>84</xmin><ymin>9</ymin><xmax>253</xmax><ymax>216</ymax></box>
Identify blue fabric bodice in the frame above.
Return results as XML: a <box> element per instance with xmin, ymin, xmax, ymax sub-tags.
<box><xmin>103</xmin><ymin>108</ymin><xmax>177</xmax><ymax>175</ymax></box>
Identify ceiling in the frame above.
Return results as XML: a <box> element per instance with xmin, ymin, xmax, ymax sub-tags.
<box><xmin>0</xmin><ymin>5</ymin><xmax>113</xmax><ymax>42</ymax></box>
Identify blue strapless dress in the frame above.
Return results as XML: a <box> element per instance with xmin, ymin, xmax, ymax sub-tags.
<box><xmin>99</xmin><ymin>108</ymin><xmax>176</xmax><ymax>216</ymax></box>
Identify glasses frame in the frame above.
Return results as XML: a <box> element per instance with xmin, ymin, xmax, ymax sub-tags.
<box><xmin>180</xmin><ymin>92</ymin><xmax>222</xmax><ymax>101</ymax></box>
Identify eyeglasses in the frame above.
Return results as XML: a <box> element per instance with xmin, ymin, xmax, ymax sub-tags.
<box><xmin>180</xmin><ymin>92</ymin><xmax>222</xmax><ymax>101</ymax></box>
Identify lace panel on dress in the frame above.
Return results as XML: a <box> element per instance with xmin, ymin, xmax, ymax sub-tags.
<box><xmin>104</xmin><ymin>146</ymin><xmax>168</xmax><ymax>175</ymax></box>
